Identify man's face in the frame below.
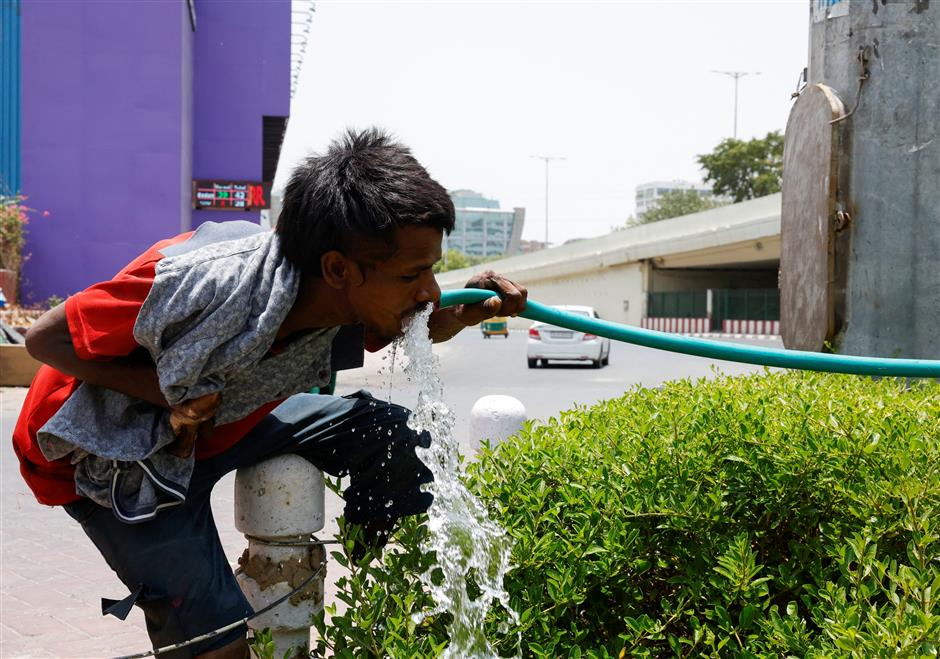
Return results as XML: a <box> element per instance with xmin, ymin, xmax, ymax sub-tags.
<box><xmin>346</xmin><ymin>224</ymin><xmax>443</xmax><ymax>341</ymax></box>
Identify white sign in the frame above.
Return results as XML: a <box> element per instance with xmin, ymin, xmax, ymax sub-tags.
<box><xmin>812</xmin><ymin>0</ymin><xmax>849</xmax><ymax>23</ymax></box>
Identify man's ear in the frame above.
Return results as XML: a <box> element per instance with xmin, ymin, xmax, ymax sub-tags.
<box><xmin>321</xmin><ymin>251</ymin><xmax>365</xmax><ymax>289</ymax></box>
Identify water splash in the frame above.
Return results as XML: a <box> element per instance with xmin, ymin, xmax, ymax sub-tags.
<box><xmin>399</xmin><ymin>305</ymin><xmax>518</xmax><ymax>658</ymax></box>
<box><xmin>381</xmin><ymin>339</ymin><xmax>399</xmax><ymax>403</ymax></box>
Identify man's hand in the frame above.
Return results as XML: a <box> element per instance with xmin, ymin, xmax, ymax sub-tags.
<box><xmin>428</xmin><ymin>270</ymin><xmax>527</xmax><ymax>343</ymax></box>
<box><xmin>167</xmin><ymin>392</ymin><xmax>221</xmax><ymax>458</ymax></box>
<box><xmin>454</xmin><ymin>269</ymin><xmax>528</xmax><ymax>325</ymax></box>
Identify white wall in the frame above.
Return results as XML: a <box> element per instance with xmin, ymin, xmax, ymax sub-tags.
<box><xmin>502</xmin><ymin>262</ymin><xmax>646</xmax><ymax>328</ymax></box>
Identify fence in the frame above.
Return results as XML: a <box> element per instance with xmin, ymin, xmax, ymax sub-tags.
<box><xmin>647</xmin><ymin>291</ymin><xmax>707</xmax><ymax>319</ymax></box>
<box><xmin>647</xmin><ymin>289</ymin><xmax>780</xmax><ymax>335</ymax></box>
<box><xmin>711</xmin><ymin>288</ymin><xmax>780</xmax><ymax>322</ymax></box>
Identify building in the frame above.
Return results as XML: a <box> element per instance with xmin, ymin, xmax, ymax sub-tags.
<box><xmin>519</xmin><ymin>239</ymin><xmax>550</xmax><ymax>254</ymax></box>
<box><xmin>1</xmin><ymin>3</ymin><xmax>20</xmax><ymax>195</ymax></box>
<box><xmin>10</xmin><ymin>1</ymin><xmax>291</xmax><ymax>301</ymax></box>
<box><xmin>635</xmin><ymin>180</ymin><xmax>714</xmax><ymax>216</ymax></box>
<box><xmin>446</xmin><ymin>189</ymin><xmax>525</xmax><ymax>258</ymax></box>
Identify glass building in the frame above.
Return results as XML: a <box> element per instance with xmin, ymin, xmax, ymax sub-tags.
<box><xmin>446</xmin><ymin>189</ymin><xmax>525</xmax><ymax>257</ymax></box>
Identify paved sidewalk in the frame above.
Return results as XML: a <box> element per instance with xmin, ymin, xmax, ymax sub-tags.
<box><xmin>0</xmin><ymin>387</ymin><xmax>347</xmax><ymax>658</ymax></box>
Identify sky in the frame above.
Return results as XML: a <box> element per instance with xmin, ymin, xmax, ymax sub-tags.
<box><xmin>276</xmin><ymin>1</ymin><xmax>810</xmax><ymax>246</ymax></box>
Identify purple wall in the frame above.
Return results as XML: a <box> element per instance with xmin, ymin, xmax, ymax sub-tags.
<box><xmin>20</xmin><ymin>1</ymin><xmax>290</xmax><ymax>301</ymax></box>
<box><xmin>191</xmin><ymin>1</ymin><xmax>290</xmax><ymax>228</ymax></box>
<box><xmin>21</xmin><ymin>2</ymin><xmax>189</xmax><ymax>302</ymax></box>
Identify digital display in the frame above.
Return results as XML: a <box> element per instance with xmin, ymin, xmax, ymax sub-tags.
<box><xmin>192</xmin><ymin>180</ymin><xmax>271</xmax><ymax>211</ymax></box>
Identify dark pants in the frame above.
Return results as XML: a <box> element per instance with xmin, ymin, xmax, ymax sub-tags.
<box><xmin>63</xmin><ymin>391</ymin><xmax>432</xmax><ymax>657</ymax></box>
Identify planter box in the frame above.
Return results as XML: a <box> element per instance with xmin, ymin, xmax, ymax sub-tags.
<box><xmin>0</xmin><ymin>344</ymin><xmax>42</xmax><ymax>386</ymax></box>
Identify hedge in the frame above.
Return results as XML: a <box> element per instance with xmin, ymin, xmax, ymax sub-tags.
<box><xmin>311</xmin><ymin>371</ymin><xmax>940</xmax><ymax>658</ymax></box>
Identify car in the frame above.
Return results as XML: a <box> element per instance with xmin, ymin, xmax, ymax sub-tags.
<box><xmin>526</xmin><ymin>305</ymin><xmax>611</xmax><ymax>368</ymax></box>
<box><xmin>481</xmin><ymin>316</ymin><xmax>509</xmax><ymax>338</ymax></box>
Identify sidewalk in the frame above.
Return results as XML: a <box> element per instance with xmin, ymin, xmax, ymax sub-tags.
<box><xmin>0</xmin><ymin>387</ymin><xmax>347</xmax><ymax>658</ymax></box>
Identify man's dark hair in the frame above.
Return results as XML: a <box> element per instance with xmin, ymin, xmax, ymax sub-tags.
<box><xmin>276</xmin><ymin>127</ymin><xmax>455</xmax><ymax>276</ymax></box>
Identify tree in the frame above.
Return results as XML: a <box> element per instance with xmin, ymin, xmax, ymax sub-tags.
<box><xmin>697</xmin><ymin>131</ymin><xmax>784</xmax><ymax>203</ymax></box>
<box><xmin>433</xmin><ymin>248</ymin><xmax>497</xmax><ymax>273</ymax></box>
<box><xmin>632</xmin><ymin>189</ymin><xmax>722</xmax><ymax>226</ymax></box>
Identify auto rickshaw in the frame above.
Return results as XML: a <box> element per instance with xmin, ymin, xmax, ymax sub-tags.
<box><xmin>481</xmin><ymin>316</ymin><xmax>509</xmax><ymax>338</ymax></box>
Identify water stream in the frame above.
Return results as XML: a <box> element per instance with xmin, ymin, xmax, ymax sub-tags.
<box><xmin>395</xmin><ymin>305</ymin><xmax>518</xmax><ymax>658</ymax></box>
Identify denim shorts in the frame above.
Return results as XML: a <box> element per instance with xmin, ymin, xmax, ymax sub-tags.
<box><xmin>63</xmin><ymin>391</ymin><xmax>432</xmax><ymax>657</ymax></box>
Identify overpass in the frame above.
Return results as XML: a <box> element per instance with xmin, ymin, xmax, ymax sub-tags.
<box><xmin>437</xmin><ymin>193</ymin><xmax>781</xmax><ymax>333</ymax></box>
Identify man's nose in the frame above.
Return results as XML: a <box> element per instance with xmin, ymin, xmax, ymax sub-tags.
<box><xmin>417</xmin><ymin>272</ymin><xmax>441</xmax><ymax>305</ymax></box>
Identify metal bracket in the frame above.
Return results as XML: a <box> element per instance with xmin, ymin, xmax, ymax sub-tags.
<box><xmin>834</xmin><ymin>210</ymin><xmax>852</xmax><ymax>232</ymax></box>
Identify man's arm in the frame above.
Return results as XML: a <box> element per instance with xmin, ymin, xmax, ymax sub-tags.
<box><xmin>27</xmin><ymin>305</ymin><xmax>218</xmax><ymax>457</ymax></box>
<box><xmin>428</xmin><ymin>270</ymin><xmax>527</xmax><ymax>343</ymax></box>
<box><xmin>26</xmin><ymin>304</ymin><xmax>169</xmax><ymax>407</ymax></box>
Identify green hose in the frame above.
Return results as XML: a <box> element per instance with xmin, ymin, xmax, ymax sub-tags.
<box><xmin>439</xmin><ymin>289</ymin><xmax>940</xmax><ymax>379</ymax></box>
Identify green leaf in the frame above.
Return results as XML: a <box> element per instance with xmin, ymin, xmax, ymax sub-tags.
<box><xmin>739</xmin><ymin>604</ymin><xmax>757</xmax><ymax>629</ymax></box>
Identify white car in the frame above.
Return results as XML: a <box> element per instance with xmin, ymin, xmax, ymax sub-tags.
<box><xmin>526</xmin><ymin>305</ymin><xmax>611</xmax><ymax>368</ymax></box>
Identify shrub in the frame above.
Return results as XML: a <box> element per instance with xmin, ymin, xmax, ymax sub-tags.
<box><xmin>0</xmin><ymin>194</ymin><xmax>30</xmax><ymax>272</ymax></box>
<box><xmin>315</xmin><ymin>371</ymin><xmax>940</xmax><ymax>657</ymax></box>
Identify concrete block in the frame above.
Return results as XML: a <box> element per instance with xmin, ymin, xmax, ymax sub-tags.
<box><xmin>469</xmin><ymin>395</ymin><xmax>526</xmax><ymax>452</ymax></box>
<box><xmin>234</xmin><ymin>454</ymin><xmax>324</xmax><ymax>538</ymax></box>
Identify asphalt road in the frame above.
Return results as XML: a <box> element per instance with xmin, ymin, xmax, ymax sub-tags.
<box><xmin>336</xmin><ymin>328</ymin><xmax>783</xmax><ymax>452</ymax></box>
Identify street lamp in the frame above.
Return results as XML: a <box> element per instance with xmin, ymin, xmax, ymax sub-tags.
<box><xmin>711</xmin><ymin>70</ymin><xmax>760</xmax><ymax>139</ymax></box>
<box><xmin>530</xmin><ymin>155</ymin><xmax>565</xmax><ymax>247</ymax></box>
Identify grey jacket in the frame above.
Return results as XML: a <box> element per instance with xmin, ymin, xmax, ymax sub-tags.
<box><xmin>37</xmin><ymin>222</ymin><xmax>338</xmax><ymax>523</ymax></box>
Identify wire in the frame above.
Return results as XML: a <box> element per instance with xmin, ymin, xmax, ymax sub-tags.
<box><xmin>243</xmin><ymin>532</ymin><xmax>343</xmax><ymax>548</ymax></box>
<box><xmin>439</xmin><ymin>290</ymin><xmax>940</xmax><ymax>379</ymax></box>
<box><xmin>830</xmin><ymin>45</ymin><xmax>871</xmax><ymax>125</ymax></box>
<box><xmin>109</xmin><ymin>557</ymin><xmax>326</xmax><ymax>659</ymax></box>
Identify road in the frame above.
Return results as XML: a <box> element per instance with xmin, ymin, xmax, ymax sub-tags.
<box><xmin>336</xmin><ymin>328</ymin><xmax>782</xmax><ymax>450</ymax></box>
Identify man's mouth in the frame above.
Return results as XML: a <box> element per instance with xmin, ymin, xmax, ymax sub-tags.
<box><xmin>400</xmin><ymin>304</ymin><xmax>431</xmax><ymax>328</ymax></box>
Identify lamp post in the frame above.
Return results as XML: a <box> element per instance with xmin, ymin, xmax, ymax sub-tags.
<box><xmin>530</xmin><ymin>155</ymin><xmax>565</xmax><ymax>247</ymax></box>
<box><xmin>711</xmin><ymin>70</ymin><xmax>760</xmax><ymax>139</ymax></box>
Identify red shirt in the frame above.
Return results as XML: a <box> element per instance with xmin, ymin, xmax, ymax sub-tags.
<box><xmin>12</xmin><ymin>233</ymin><xmax>282</xmax><ymax>506</ymax></box>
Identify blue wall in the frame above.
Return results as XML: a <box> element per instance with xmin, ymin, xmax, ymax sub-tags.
<box><xmin>0</xmin><ymin>0</ymin><xmax>20</xmax><ymax>194</ymax></box>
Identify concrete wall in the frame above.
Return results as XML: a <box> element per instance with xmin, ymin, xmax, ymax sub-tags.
<box><xmin>650</xmin><ymin>268</ymin><xmax>778</xmax><ymax>292</ymax></box>
<box><xmin>656</xmin><ymin>236</ymin><xmax>780</xmax><ymax>270</ymax></box>
<box><xmin>508</xmin><ymin>263</ymin><xmax>646</xmax><ymax>328</ymax></box>
<box><xmin>20</xmin><ymin>1</ymin><xmax>290</xmax><ymax>301</ymax></box>
<box><xmin>808</xmin><ymin>0</ymin><xmax>939</xmax><ymax>359</ymax></box>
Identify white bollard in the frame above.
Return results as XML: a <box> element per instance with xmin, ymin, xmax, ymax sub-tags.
<box><xmin>234</xmin><ymin>455</ymin><xmax>326</xmax><ymax>659</ymax></box>
<box><xmin>469</xmin><ymin>395</ymin><xmax>527</xmax><ymax>452</ymax></box>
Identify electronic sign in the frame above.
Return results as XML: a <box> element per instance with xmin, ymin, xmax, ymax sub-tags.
<box><xmin>192</xmin><ymin>180</ymin><xmax>271</xmax><ymax>211</ymax></box>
